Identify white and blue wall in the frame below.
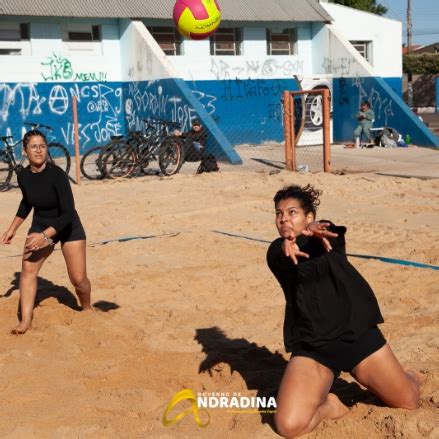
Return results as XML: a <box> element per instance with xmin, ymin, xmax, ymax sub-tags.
<box><xmin>0</xmin><ymin>16</ymin><xmax>125</xmax><ymax>152</ymax></box>
<box><xmin>1</xmin><ymin>7</ymin><xmax>437</xmax><ymax>161</ymax></box>
<box><xmin>319</xmin><ymin>3</ymin><xmax>439</xmax><ymax>147</ymax></box>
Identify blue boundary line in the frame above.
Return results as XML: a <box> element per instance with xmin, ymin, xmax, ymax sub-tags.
<box><xmin>212</xmin><ymin>230</ymin><xmax>439</xmax><ymax>271</ymax></box>
<box><xmin>2</xmin><ymin>230</ymin><xmax>438</xmax><ymax>270</ymax></box>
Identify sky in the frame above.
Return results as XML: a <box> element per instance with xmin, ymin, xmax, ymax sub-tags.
<box><xmin>381</xmin><ymin>0</ymin><xmax>439</xmax><ymax>46</ymax></box>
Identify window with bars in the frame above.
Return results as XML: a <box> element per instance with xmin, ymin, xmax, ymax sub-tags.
<box><xmin>149</xmin><ymin>27</ymin><xmax>182</xmax><ymax>55</ymax></box>
<box><xmin>0</xmin><ymin>23</ymin><xmax>30</xmax><ymax>55</ymax></box>
<box><xmin>267</xmin><ymin>28</ymin><xmax>297</xmax><ymax>56</ymax></box>
<box><xmin>210</xmin><ymin>28</ymin><xmax>242</xmax><ymax>56</ymax></box>
<box><xmin>350</xmin><ymin>40</ymin><xmax>372</xmax><ymax>64</ymax></box>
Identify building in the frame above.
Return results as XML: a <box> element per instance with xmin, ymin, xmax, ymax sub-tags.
<box><xmin>0</xmin><ymin>0</ymin><xmax>437</xmax><ymax>161</ymax></box>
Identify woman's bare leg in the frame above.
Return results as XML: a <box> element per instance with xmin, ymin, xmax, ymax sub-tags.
<box><xmin>12</xmin><ymin>246</ymin><xmax>53</xmax><ymax>334</ymax></box>
<box><xmin>61</xmin><ymin>240</ymin><xmax>92</xmax><ymax>310</ymax></box>
<box><xmin>275</xmin><ymin>356</ymin><xmax>348</xmax><ymax>438</ymax></box>
<box><xmin>351</xmin><ymin>344</ymin><xmax>420</xmax><ymax>410</ymax></box>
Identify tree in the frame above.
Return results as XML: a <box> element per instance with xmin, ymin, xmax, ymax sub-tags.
<box><xmin>330</xmin><ymin>0</ymin><xmax>388</xmax><ymax>16</ymax></box>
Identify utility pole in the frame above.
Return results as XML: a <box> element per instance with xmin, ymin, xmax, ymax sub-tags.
<box><xmin>407</xmin><ymin>0</ymin><xmax>413</xmax><ymax>108</ymax></box>
<box><xmin>407</xmin><ymin>0</ymin><xmax>412</xmax><ymax>53</ymax></box>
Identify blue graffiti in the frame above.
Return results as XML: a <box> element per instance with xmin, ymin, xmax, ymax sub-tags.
<box><xmin>0</xmin><ymin>82</ymin><xmax>124</xmax><ymax>153</ymax></box>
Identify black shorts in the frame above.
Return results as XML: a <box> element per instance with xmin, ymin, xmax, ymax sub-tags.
<box><xmin>292</xmin><ymin>326</ymin><xmax>387</xmax><ymax>378</ymax></box>
<box><xmin>29</xmin><ymin>214</ymin><xmax>86</xmax><ymax>244</ymax></box>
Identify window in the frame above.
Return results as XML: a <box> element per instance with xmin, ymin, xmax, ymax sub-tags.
<box><xmin>210</xmin><ymin>28</ymin><xmax>242</xmax><ymax>56</ymax></box>
<box><xmin>350</xmin><ymin>41</ymin><xmax>372</xmax><ymax>64</ymax></box>
<box><xmin>0</xmin><ymin>23</ymin><xmax>30</xmax><ymax>55</ymax></box>
<box><xmin>267</xmin><ymin>28</ymin><xmax>297</xmax><ymax>56</ymax></box>
<box><xmin>63</xmin><ymin>24</ymin><xmax>102</xmax><ymax>54</ymax></box>
<box><xmin>68</xmin><ymin>25</ymin><xmax>101</xmax><ymax>42</ymax></box>
<box><xmin>148</xmin><ymin>27</ymin><xmax>182</xmax><ymax>56</ymax></box>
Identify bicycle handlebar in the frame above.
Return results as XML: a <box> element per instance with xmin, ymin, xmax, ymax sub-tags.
<box><xmin>143</xmin><ymin>118</ymin><xmax>181</xmax><ymax>128</ymax></box>
<box><xmin>24</xmin><ymin>121</ymin><xmax>53</xmax><ymax>131</ymax></box>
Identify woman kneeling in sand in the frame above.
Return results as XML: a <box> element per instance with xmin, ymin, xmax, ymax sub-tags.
<box><xmin>1</xmin><ymin>130</ymin><xmax>91</xmax><ymax>334</ymax></box>
<box><xmin>267</xmin><ymin>184</ymin><xmax>420</xmax><ymax>437</ymax></box>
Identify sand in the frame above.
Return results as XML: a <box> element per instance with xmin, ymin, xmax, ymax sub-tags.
<box><xmin>0</xmin><ymin>170</ymin><xmax>438</xmax><ymax>438</ymax></box>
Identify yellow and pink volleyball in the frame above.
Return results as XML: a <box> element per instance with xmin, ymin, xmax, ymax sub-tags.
<box><xmin>173</xmin><ymin>0</ymin><xmax>221</xmax><ymax>40</ymax></box>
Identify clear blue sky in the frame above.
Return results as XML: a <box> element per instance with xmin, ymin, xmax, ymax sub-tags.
<box><xmin>382</xmin><ymin>0</ymin><xmax>439</xmax><ymax>46</ymax></box>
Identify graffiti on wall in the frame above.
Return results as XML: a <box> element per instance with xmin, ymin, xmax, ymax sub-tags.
<box><xmin>352</xmin><ymin>77</ymin><xmax>394</xmax><ymax>126</ymax></box>
<box><xmin>322</xmin><ymin>57</ymin><xmax>356</xmax><ymax>77</ymax></box>
<box><xmin>41</xmin><ymin>53</ymin><xmax>108</xmax><ymax>82</ymax></box>
<box><xmin>124</xmin><ymin>81</ymin><xmax>209</xmax><ymax>133</ymax></box>
<box><xmin>0</xmin><ymin>82</ymin><xmax>123</xmax><ymax>151</ymax></box>
<box><xmin>209</xmin><ymin>58</ymin><xmax>304</xmax><ymax>80</ymax></box>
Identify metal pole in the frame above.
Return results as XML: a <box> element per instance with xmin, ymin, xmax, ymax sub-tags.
<box><xmin>322</xmin><ymin>89</ymin><xmax>331</xmax><ymax>173</ymax></box>
<box><xmin>72</xmin><ymin>96</ymin><xmax>81</xmax><ymax>185</ymax></box>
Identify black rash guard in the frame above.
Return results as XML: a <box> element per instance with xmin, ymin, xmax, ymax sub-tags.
<box><xmin>16</xmin><ymin>163</ymin><xmax>83</xmax><ymax>240</ymax></box>
<box><xmin>267</xmin><ymin>221</ymin><xmax>384</xmax><ymax>353</ymax></box>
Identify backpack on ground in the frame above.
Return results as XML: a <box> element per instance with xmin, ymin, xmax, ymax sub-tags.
<box><xmin>377</xmin><ymin>127</ymin><xmax>400</xmax><ymax>148</ymax></box>
<box><xmin>196</xmin><ymin>154</ymin><xmax>219</xmax><ymax>174</ymax></box>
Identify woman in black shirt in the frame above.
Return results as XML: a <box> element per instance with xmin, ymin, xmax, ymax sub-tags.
<box><xmin>267</xmin><ymin>184</ymin><xmax>421</xmax><ymax>437</ymax></box>
<box><xmin>1</xmin><ymin>130</ymin><xmax>91</xmax><ymax>334</ymax></box>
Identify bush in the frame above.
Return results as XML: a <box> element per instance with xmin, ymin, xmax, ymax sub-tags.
<box><xmin>403</xmin><ymin>54</ymin><xmax>439</xmax><ymax>74</ymax></box>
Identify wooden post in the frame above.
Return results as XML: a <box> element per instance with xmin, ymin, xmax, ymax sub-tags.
<box><xmin>72</xmin><ymin>96</ymin><xmax>81</xmax><ymax>185</ymax></box>
<box><xmin>322</xmin><ymin>88</ymin><xmax>331</xmax><ymax>173</ymax></box>
<box><xmin>283</xmin><ymin>91</ymin><xmax>294</xmax><ymax>171</ymax></box>
<box><xmin>290</xmin><ymin>95</ymin><xmax>296</xmax><ymax>172</ymax></box>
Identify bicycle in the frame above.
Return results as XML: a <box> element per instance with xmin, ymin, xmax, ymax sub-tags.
<box><xmin>102</xmin><ymin>120</ymin><xmax>184</xmax><ymax>179</ymax></box>
<box><xmin>80</xmin><ymin>135</ymin><xmax>126</xmax><ymax>180</ymax></box>
<box><xmin>0</xmin><ymin>122</ymin><xmax>71</xmax><ymax>191</ymax></box>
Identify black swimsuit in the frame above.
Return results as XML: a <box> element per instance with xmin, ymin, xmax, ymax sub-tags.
<box><xmin>16</xmin><ymin>163</ymin><xmax>86</xmax><ymax>244</ymax></box>
<box><xmin>267</xmin><ymin>222</ymin><xmax>385</xmax><ymax>377</ymax></box>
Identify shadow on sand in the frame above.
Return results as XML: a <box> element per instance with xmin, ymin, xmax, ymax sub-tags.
<box><xmin>195</xmin><ymin>326</ymin><xmax>383</xmax><ymax>431</ymax></box>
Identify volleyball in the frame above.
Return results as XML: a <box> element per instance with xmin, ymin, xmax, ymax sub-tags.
<box><xmin>173</xmin><ymin>0</ymin><xmax>221</xmax><ymax>40</ymax></box>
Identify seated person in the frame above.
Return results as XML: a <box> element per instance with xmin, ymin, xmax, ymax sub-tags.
<box><xmin>174</xmin><ymin>119</ymin><xmax>207</xmax><ymax>162</ymax></box>
<box><xmin>353</xmin><ymin>101</ymin><xmax>374</xmax><ymax>148</ymax></box>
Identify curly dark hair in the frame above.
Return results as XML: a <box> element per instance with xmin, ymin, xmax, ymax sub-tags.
<box><xmin>273</xmin><ymin>184</ymin><xmax>322</xmax><ymax>217</ymax></box>
<box><xmin>23</xmin><ymin>129</ymin><xmax>47</xmax><ymax>149</ymax></box>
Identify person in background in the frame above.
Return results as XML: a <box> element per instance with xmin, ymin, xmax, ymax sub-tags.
<box><xmin>174</xmin><ymin>119</ymin><xmax>219</xmax><ymax>173</ymax></box>
<box><xmin>174</xmin><ymin>118</ymin><xmax>207</xmax><ymax>162</ymax></box>
<box><xmin>353</xmin><ymin>101</ymin><xmax>374</xmax><ymax>148</ymax></box>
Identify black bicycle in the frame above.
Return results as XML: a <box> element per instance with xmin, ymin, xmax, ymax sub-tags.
<box><xmin>80</xmin><ymin>135</ymin><xmax>126</xmax><ymax>180</ymax></box>
<box><xmin>0</xmin><ymin>122</ymin><xmax>71</xmax><ymax>191</ymax></box>
<box><xmin>102</xmin><ymin>120</ymin><xmax>184</xmax><ymax>178</ymax></box>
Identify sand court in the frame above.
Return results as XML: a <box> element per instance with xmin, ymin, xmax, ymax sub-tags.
<box><xmin>0</xmin><ymin>170</ymin><xmax>438</xmax><ymax>438</ymax></box>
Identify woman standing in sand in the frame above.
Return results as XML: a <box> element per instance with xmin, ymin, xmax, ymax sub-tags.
<box><xmin>1</xmin><ymin>130</ymin><xmax>91</xmax><ymax>334</ymax></box>
<box><xmin>267</xmin><ymin>184</ymin><xmax>420</xmax><ymax>438</ymax></box>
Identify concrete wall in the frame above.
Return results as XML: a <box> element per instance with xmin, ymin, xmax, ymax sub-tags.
<box><xmin>320</xmin><ymin>3</ymin><xmax>402</xmax><ymax>78</ymax></box>
<box><xmin>0</xmin><ymin>18</ymin><xmax>240</xmax><ymax>161</ymax></box>
<box><xmin>167</xmin><ymin>23</ymin><xmax>312</xmax><ymax>80</ymax></box>
<box><xmin>320</xmin><ymin>22</ymin><xmax>439</xmax><ymax>147</ymax></box>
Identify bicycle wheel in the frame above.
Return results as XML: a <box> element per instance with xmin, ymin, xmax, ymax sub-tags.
<box><xmin>80</xmin><ymin>146</ymin><xmax>108</xmax><ymax>180</ymax></box>
<box><xmin>48</xmin><ymin>143</ymin><xmax>71</xmax><ymax>175</ymax></box>
<box><xmin>0</xmin><ymin>152</ymin><xmax>13</xmax><ymax>191</ymax></box>
<box><xmin>102</xmin><ymin>143</ymin><xmax>137</xmax><ymax>179</ymax></box>
<box><xmin>159</xmin><ymin>139</ymin><xmax>183</xmax><ymax>176</ymax></box>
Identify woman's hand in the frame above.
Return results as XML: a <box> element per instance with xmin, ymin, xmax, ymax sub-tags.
<box><xmin>1</xmin><ymin>229</ymin><xmax>15</xmax><ymax>245</ymax></box>
<box><xmin>282</xmin><ymin>236</ymin><xmax>309</xmax><ymax>265</ymax></box>
<box><xmin>302</xmin><ymin>221</ymin><xmax>338</xmax><ymax>252</ymax></box>
<box><xmin>25</xmin><ymin>233</ymin><xmax>48</xmax><ymax>252</ymax></box>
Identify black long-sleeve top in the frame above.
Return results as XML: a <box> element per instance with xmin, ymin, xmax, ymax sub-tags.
<box><xmin>16</xmin><ymin>163</ymin><xmax>76</xmax><ymax>234</ymax></box>
<box><xmin>181</xmin><ymin>128</ymin><xmax>208</xmax><ymax>147</ymax></box>
<box><xmin>267</xmin><ymin>221</ymin><xmax>384</xmax><ymax>353</ymax></box>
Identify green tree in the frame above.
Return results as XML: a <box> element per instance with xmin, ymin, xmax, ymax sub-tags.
<box><xmin>330</xmin><ymin>0</ymin><xmax>388</xmax><ymax>16</ymax></box>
